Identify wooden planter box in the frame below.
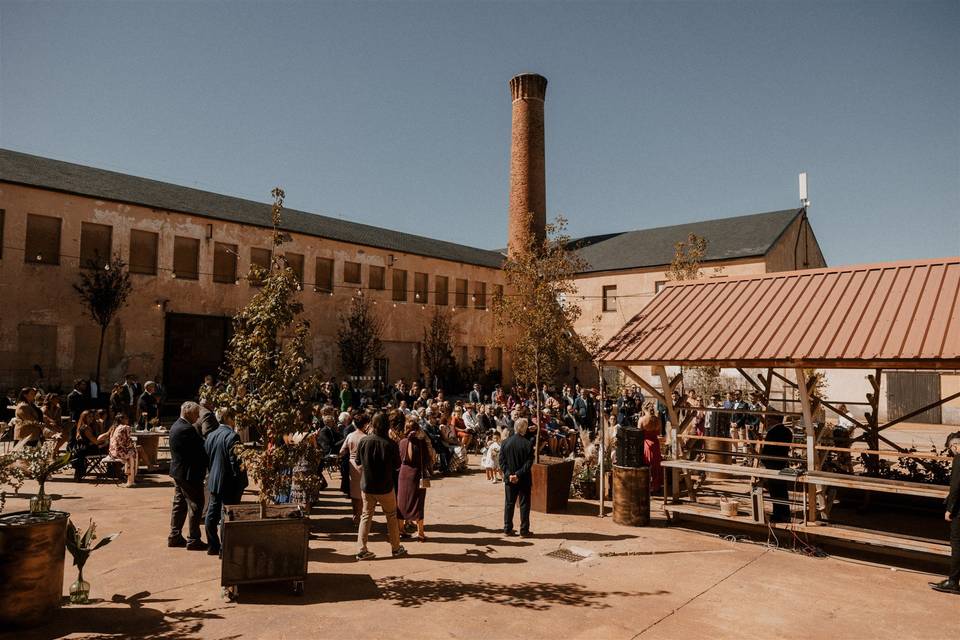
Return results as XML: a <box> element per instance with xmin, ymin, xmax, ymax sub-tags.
<box><xmin>531</xmin><ymin>458</ymin><xmax>575</xmax><ymax>513</ymax></box>
<box><xmin>221</xmin><ymin>504</ymin><xmax>309</xmax><ymax>600</ymax></box>
<box><xmin>0</xmin><ymin>511</ymin><xmax>68</xmax><ymax>629</ymax></box>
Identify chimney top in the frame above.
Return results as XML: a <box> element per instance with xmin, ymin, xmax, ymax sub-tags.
<box><xmin>509</xmin><ymin>73</ymin><xmax>548</xmax><ymax>102</ymax></box>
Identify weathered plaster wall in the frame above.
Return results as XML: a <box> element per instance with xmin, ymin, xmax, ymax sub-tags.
<box><xmin>0</xmin><ymin>182</ymin><xmax>507</xmax><ymax>391</ymax></box>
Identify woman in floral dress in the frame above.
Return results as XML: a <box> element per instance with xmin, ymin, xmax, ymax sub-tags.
<box><xmin>109</xmin><ymin>413</ymin><xmax>139</xmax><ymax>487</ymax></box>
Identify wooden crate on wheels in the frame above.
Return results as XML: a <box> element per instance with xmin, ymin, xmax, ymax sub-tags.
<box><xmin>220</xmin><ymin>504</ymin><xmax>309</xmax><ymax>602</ymax></box>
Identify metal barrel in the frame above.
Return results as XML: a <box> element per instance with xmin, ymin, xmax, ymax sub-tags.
<box><xmin>612</xmin><ymin>465</ymin><xmax>650</xmax><ymax>526</ymax></box>
<box><xmin>0</xmin><ymin>511</ymin><xmax>68</xmax><ymax>628</ymax></box>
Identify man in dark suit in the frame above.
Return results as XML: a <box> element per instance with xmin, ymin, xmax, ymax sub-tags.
<box><xmin>66</xmin><ymin>379</ymin><xmax>88</xmax><ymax>421</ymax></box>
<box><xmin>204</xmin><ymin>407</ymin><xmax>247</xmax><ymax>556</ymax></box>
<box><xmin>931</xmin><ymin>432</ymin><xmax>960</xmax><ymax>594</ymax></box>
<box><xmin>168</xmin><ymin>401</ymin><xmax>208</xmax><ymax>550</ymax></box>
<box><xmin>499</xmin><ymin>418</ymin><xmax>535</xmax><ymax>538</ymax></box>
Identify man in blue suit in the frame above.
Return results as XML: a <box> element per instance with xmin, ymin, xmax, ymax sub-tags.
<box><xmin>204</xmin><ymin>407</ymin><xmax>248</xmax><ymax>556</ymax></box>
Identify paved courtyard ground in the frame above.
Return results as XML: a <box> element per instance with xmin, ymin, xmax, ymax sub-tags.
<box><xmin>4</xmin><ymin>451</ymin><xmax>959</xmax><ymax>640</ymax></box>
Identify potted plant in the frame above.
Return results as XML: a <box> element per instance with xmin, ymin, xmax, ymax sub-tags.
<box><xmin>65</xmin><ymin>518</ymin><xmax>120</xmax><ymax>604</ymax></box>
<box><xmin>0</xmin><ymin>443</ymin><xmax>71</xmax><ymax>628</ymax></box>
<box><xmin>18</xmin><ymin>442</ymin><xmax>72</xmax><ymax>514</ymax></box>
<box><xmin>216</xmin><ymin>188</ymin><xmax>318</xmax><ymax>601</ymax></box>
<box><xmin>574</xmin><ymin>463</ymin><xmax>598</xmax><ymax>500</ymax></box>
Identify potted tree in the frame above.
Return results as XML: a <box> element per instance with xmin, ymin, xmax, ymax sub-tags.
<box><xmin>0</xmin><ymin>443</ymin><xmax>72</xmax><ymax>628</ymax></box>
<box><xmin>492</xmin><ymin>213</ymin><xmax>593</xmax><ymax>513</ymax></box>
<box><xmin>216</xmin><ymin>188</ymin><xmax>319</xmax><ymax>601</ymax></box>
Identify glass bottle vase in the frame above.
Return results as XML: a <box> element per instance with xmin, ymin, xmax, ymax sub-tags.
<box><xmin>69</xmin><ymin>568</ymin><xmax>90</xmax><ymax>604</ymax></box>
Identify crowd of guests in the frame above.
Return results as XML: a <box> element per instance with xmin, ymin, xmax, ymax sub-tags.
<box><xmin>5</xmin><ymin>374</ymin><xmax>166</xmax><ymax>486</ymax></box>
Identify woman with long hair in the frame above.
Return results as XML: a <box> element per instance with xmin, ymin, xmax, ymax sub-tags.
<box><xmin>109</xmin><ymin>412</ymin><xmax>140</xmax><ymax>487</ymax></box>
<box><xmin>41</xmin><ymin>392</ymin><xmax>69</xmax><ymax>452</ymax></box>
<box><xmin>397</xmin><ymin>414</ymin><xmax>432</xmax><ymax>542</ymax></box>
<box><xmin>72</xmin><ymin>409</ymin><xmax>110</xmax><ymax>481</ymax></box>
<box><xmin>14</xmin><ymin>387</ymin><xmax>49</xmax><ymax>444</ymax></box>
<box><xmin>638</xmin><ymin>402</ymin><xmax>663</xmax><ymax>493</ymax></box>
<box><xmin>339</xmin><ymin>412</ymin><xmax>369</xmax><ymax>524</ymax></box>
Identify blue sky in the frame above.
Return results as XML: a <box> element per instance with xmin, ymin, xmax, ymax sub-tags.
<box><xmin>1</xmin><ymin>0</ymin><xmax>957</xmax><ymax>266</ymax></box>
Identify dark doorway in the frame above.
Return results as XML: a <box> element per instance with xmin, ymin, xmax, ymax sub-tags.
<box><xmin>163</xmin><ymin>313</ymin><xmax>232</xmax><ymax>400</ymax></box>
<box><xmin>887</xmin><ymin>371</ymin><xmax>942</xmax><ymax>424</ymax></box>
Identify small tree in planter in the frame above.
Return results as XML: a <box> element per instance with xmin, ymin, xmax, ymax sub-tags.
<box><xmin>492</xmin><ymin>213</ymin><xmax>592</xmax><ymax>513</ymax></box>
<box><xmin>214</xmin><ymin>188</ymin><xmax>316</xmax><ymax>599</ymax></box>
<box><xmin>492</xmin><ymin>212</ymin><xmax>589</xmax><ymax>459</ymax></box>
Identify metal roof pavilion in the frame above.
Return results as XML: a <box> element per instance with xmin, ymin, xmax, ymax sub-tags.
<box><xmin>599</xmin><ymin>257</ymin><xmax>960</xmax><ymax>370</ymax></box>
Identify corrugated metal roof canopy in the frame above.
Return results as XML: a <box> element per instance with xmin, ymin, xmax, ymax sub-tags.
<box><xmin>600</xmin><ymin>258</ymin><xmax>960</xmax><ymax>369</ymax></box>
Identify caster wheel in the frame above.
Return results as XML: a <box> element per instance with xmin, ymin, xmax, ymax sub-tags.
<box><xmin>222</xmin><ymin>585</ymin><xmax>238</xmax><ymax>602</ymax></box>
<box><xmin>292</xmin><ymin>581</ymin><xmax>304</xmax><ymax>595</ymax></box>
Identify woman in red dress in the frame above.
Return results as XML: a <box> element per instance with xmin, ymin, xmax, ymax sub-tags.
<box><xmin>638</xmin><ymin>403</ymin><xmax>663</xmax><ymax>493</ymax></box>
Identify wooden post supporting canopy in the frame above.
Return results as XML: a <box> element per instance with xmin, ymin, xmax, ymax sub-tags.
<box><xmin>795</xmin><ymin>367</ymin><xmax>818</xmax><ymax>523</ymax></box>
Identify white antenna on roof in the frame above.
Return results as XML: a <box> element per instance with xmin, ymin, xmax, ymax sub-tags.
<box><xmin>799</xmin><ymin>172</ymin><xmax>810</xmax><ymax>208</ymax></box>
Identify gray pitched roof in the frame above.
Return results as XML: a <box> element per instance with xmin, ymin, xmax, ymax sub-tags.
<box><xmin>0</xmin><ymin>148</ymin><xmax>507</xmax><ymax>269</ymax></box>
<box><xmin>0</xmin><ymin>148</ymin><xmax>799</xmax><ymax>274</ymax></box>
<box><xmin>572</xmin><ymin>209</ymin><xmax>802</xmax><ymax>274</ymax></box>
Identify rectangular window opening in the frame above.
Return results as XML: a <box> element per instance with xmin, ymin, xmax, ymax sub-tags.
<box><xmin>25</xmin><ymin>214</ymin><xmax>62</xmax><ymax>265</ymax></box>
<box><xmin>315</xmin><ymin>257</ymin><xmax>334</xmax><ymax>293</ymax></box>
<box><xmin>344</xmin><ymin>261</ymin><xmax>361</xmax><ymax>284</ymax></box>
<box><xmin>172</xmin><ymin>236</ymin><xmax>200</xmax><ymax>280</ymax></box>
<box><xmin>213</xmin><ymin>242</ymin><xmax>239</xmax><ymax>284</ymax></box>
<box><xmin>414</xmin><ymin>272</ymin><xmax>428</xmax><ymax>304</ymax></box>
<box><xmin>129</xmin><ymin>229</ymin><xmax>158</xmax><ymax>275</ymax></box>
<box><xmin>602</xmin><ymin>285</ymin><xmax>618</xmax><ymax>312</ymax></box>
<box><xmin>392</xmin><ymin>269</ymin><xmax>408</xmax><ymax>302</ymax></box>
<box><xmin>369</xmin><ymin>265</ymin><xmax>386</xmax><ymax>290</ymax></box>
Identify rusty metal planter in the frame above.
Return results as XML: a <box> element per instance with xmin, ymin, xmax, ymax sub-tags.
<box><xmin>0</xmin><ymin>510</ymin><xmax>68</xmax><ymax>629</ymax></box>
<box><xmin>221</xmin><ymin>504</ymin><xmax>309</xmax><ymax>599</ymax></box>
<box><xmin>531</xmin><ymin>458</ymin><xmax>575</xmax><ymax>513</ymax></box>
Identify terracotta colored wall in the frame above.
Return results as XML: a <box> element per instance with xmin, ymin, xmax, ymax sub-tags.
<box><xmin>0</xmin><ymin>182</ymin><xmax>507</xmax><ymax>392</ymax></box>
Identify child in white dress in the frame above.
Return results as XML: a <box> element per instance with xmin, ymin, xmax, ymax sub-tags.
<box><xmin>481</xmin><ymin>432</ymin><xmax>502</xmax><ymax>482</ymax></box>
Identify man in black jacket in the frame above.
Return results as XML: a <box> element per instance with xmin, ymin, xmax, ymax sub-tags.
<box><xmin>499</xmin><ymin>418</ymin><xmax>535</xmax><ymax>538</ymax></box>
<box><xmin>354</xmin><ymin>413</ymin><xmax>406</xmax><ymax>560</ymax></box>
<box><xmin>931</xmin><ymin>432</ymin><xmax>960</xmax><ymax>594</ymax></box>
<box><xmin>66</xmin><ymin>379</ymin><xmax>88</xmax><ymax>422</ymax></box>
<box><xmin>168</xmin><ymin>401</ymin><xmax>208</xmax><ymax>550</ymax></box>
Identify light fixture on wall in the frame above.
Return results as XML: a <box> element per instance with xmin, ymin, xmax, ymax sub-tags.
<box><xmin>154</xmin><ymin>298</ymin><xmax>169</xmax><ymax>312</ymax></box>
<box><xmin>206</xmin><ymin>224</ymin><xmax>214</xmax><ymax>240</ymax></box>
<box><xmin>387</xmin><ymin>254</ymin><xmax>396</xmax><ymax>266</ymax></box>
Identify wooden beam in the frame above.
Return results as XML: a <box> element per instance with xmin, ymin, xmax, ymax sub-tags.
<box><xmin>655</xmin><ymin>365</ymin><xmax>681</xmax><ymax>458</ymax></box>
<box><xmin>737</xmin><ymin>368</ymin><xmax>766</xmax><ymax>395</ymax></box>
<box><xmin>795</xmin><ymin>367</ymin><xmax>818</xmax><ymax>523</ymax></box>
<box><xmin>616</xmin><ymin>366</ymin><xmax>666</xmax><ymax>405</ymax></box>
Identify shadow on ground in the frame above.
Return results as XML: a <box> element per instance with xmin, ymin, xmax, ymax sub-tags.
<box><xmin>237</xmin><ymin>572</ymin><xmax>380</xmax><ymax>605</ymax></box>
<box><xmin>376</xmin><ymin>577</ymin><xmax>668</xmax><ymax>609</ymax></box>
<box><xmin>13</xmin><ymin>592</ymin><xmax>230</xmax><ymax>640</ymax></box>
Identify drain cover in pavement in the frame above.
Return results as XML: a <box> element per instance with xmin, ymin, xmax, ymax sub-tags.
<box><xmin>545</xmin><ymin>549</ymin><xmax>588</xmax><ymax>563</ymax></box>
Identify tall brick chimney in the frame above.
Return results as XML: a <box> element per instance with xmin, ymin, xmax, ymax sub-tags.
<box><xmin>507</xmin><ymin>73</ymin><xmax>548</xmax><ymax>257</ymax></box>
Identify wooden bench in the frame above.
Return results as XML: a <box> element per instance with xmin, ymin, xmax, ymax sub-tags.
<box><xmin>805</xmin><ymin>470</ymin><xmax>948</xmax><ymax>500</ymax></box>
<box><xmin>664</xmin><ymin>501</ymin><xmax>950</xmax><ymax>558</ymax></box>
